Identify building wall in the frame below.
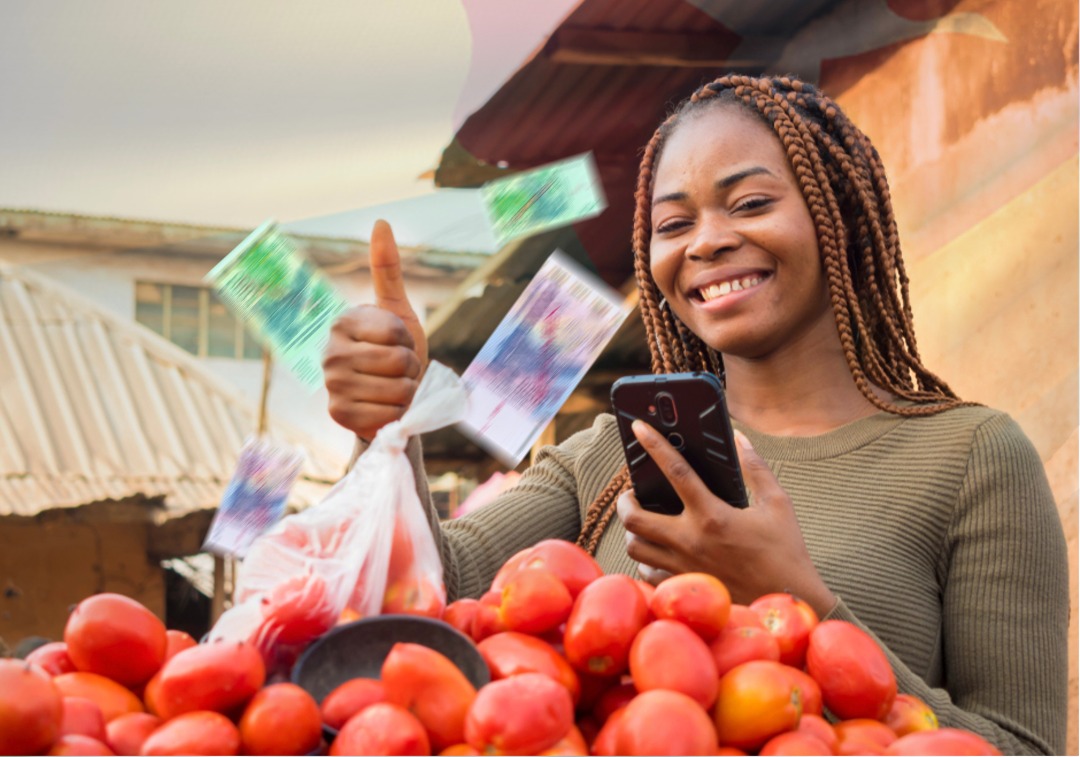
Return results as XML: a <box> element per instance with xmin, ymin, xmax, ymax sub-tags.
<box><xmin>0</xmin><ymin>508</ymin><xmax>165</xmax><ymax>644</ymax></box>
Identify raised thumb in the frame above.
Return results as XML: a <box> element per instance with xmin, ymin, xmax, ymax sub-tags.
<box><xmin>370</xmin><ymin>219</ymin><xmax>428</xmax><ymax>366</ymax></box>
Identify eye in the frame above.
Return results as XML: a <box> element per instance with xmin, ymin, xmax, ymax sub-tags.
<box><xmin>733</xmin><ymin>196</ymin><xmax>773</xmax><ymax>213</ymax></box>
<box><xmin>654</xmin><ymin>218</ymin><xmax>693</xmax><ymax>234</ymax></box>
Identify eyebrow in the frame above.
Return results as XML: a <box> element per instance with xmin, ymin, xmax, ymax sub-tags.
<box><xmin>652</xmin><ymin>166</ymin><xmax>776</xmax><ymax>207</ymax></box>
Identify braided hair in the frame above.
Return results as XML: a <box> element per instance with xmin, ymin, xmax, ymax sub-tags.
<box><xmin>577</xmin><ymin>74</ymin><xmax>972</xmax><ymax>554</ymax></box>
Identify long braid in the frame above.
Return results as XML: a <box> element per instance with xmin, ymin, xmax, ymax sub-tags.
<box><xmin>577</xmin><ymin>74</ymin><xmax>974</xmax><ymax>553</ymax></box>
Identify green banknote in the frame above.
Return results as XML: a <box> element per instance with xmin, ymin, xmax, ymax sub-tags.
<box><xmin>206</xmin><ymin>220</ymin><xmax>348</xmax><ymax>390</ymax></box>
<box><xmin>480</xmin><ymin>152</ymin><xmax>607</xmax><ymax>247</ymax></box>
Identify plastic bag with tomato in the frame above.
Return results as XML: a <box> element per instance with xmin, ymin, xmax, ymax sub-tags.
<box><xmin>208</xmin><ymin>361</ymin><xmax>467</xmax><ymax>672</ymax></box>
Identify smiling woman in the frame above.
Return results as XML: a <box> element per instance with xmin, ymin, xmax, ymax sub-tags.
<box><xmin>322</xmin><ymin>74</ymin><xmax>1070</xmax><ymax>756</ymax></box>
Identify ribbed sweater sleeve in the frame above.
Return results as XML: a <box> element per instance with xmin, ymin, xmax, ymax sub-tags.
<box><xmin>825</xmin><ymin>413</ymin><xmax>1068</xmax><ymax>755</ymax></box>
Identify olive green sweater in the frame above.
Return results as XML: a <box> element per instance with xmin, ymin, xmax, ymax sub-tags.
<box><xmin>393</xmin><ymin>405</ymin><xmax>1067</xmax><ymax>754</ymax></box>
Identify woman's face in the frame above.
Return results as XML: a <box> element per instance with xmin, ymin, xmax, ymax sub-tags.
<box><xmin>648</xmin><ymin>105</ymin><xmax>833</xmax><ymax>361</ymax></box>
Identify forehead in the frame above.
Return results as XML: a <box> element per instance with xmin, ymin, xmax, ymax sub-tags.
<box><xmin>653</xmin><ymin>105</ymin><xmax>790</xmax><ymax>190</ymax></box>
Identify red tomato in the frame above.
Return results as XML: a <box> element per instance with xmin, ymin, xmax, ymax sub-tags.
<box><xmin>884</xmin><ymin>727</ymin><xmax>1001</xmax><ymax>756</ymax></box>
<box><xmin>783</xmin><ymin>666</ymin><xmax>823</xmax><ymax>717</ymax></box>
<box><xmin>796</xmin><ymin>714</ymin><xmax>839</xmax><ymax>753</ymax></box>
<box><xmin>614</xmin><ymin>690</ymin><xmax>719</xmax><ymax>756</ymax></box>
<box><xmin>834</xmin><ymin>719</ymin><xmax>897</xmax><ymax>755</ymax></box>
<box><xmin>628</xmin><ymin>619</ymin><xmax>719</xmax><ymax>709</ymax></box>
<box><xmin>140</xmin><ymin>711</ymin><xmax>241</xmax><ymax>756</ymax></box>
<box><xmin>104</xmin><ymin>712</ymin><xmax>160</xmax><ymax>756</ymax></box>
<box><xmin>726</xmin><ymin>604</ymin><xmax>766</xmax><ymax>631</ymax></box>
<box><xmin>713</xmin><ymin>661</ymin><xmax>802</xmax><ymax>752</ymax></box>
<box><xmin>477</xmin><ymin>632</ymin><xmax>581</xmax><ymax>705</ymax></box>
<box><xmin>471</xmin><ymin>593</ymin><xmax>508</xmax><ymax>642</ymax></box>
<box><xmin>562</xmin><ymin>575</ymin><xmax>649</xmax><ymax>676</ymax></box>
<box><xmin>498</xmin><ymin>568</ymin><xmax>574</xmax><ymax>635</ymax></box>
<box><xmin>382</xmin><ymin>573</ymin><xmax>446</xmax><ymax>618</ymax></box>
<box><xmin>331</xmin><ymin>703</ymin><xmax>430</xmax><ymax>756</ymax></box>
<box><xmin>442</xmin><ymin>599</ymin><xmax>482</xmax><ymax>638</ymax></box>
<box><xmin>239</xmin><ymin>683</ymin><xmax>322</xmax><ymax>756</ymax></box>
<box><xmin>0</xmin><ymin>660</ymin><xmax>63</xmax><ymax>756</ymax></box>
<box><xmin>53</xmin><ymin>672</ymin><xmax>144</xmax><ymax>723</ymax></box>
<box><xmin>883</xmin><ymin>693</ymin><xmax>939</xmax><ymax>737</ymax></box>
<box><xmin>806</xmin><ymin>620</ymin><xmax>896</xmax><ymax>720</ymax></box>
<box><xmin>759</xmin><ymin>731</ymin><xmax>832</xmax><ymax>755</ymax></box>
<box><xmin>591</xmin><ymin>682</ymin><xmax>636</xmax><ymax>725</ymax></box>
<box><xmin>634</xmin><ymin>579</ymin><xmax>657</xmax><ymax>611</ymax></box>
<box><xmin>59</xmin><ymin>697</ymin><xmax>106</xmax><ymax>741</ymax></box>
<box><xmin>575</xmin><ymin>671</ymin><xmax>620</xmax><ymax>715</ymax></box>
<box><xmin>649</xmin><ymin>572</ymin><xmax>732</xmax><ymax>641</ymax></box>
<box><xmin>491</xmin><ymin>540</ymin><xmax>603</xmax><ymax>599</ymax></box>
<box><xmin>465</xmin><ymin>673</ymin><xmax>574</xmax><ymax>756</ymax></box>
<box><xmin>64</xmin><ymin>593</ymin><xmax>167</xmax><ymax>688</ymax></box>
<box><xmin>141</xmin><ymin>673</ymin><xmax>163</xmax><ymax>717</ymax></box>
<box><xmin>539</xmin><ymin>724</ymin><xmax>589</xmax><ymax>756</ymax></box>
<box><xmin>163</xmin><ymin>631</ymin><xmax>196</xmax><ymax>662</ymax></box>
<box><xmin>26</xmin><ymin>642</ymin><xmax>78</xmax><ymax>677</ymax></box>
<box><xmin>715</xmin><ymin>749</ymin><xmax>749</xmax><ymax>756</ymax></box>
<box><xmin>46</xmin><ymin>734</ymin><xmax>113</xmax><ymax>755</ymax></box>
<box><xmin>320</xmin><ymin>677</ymin><xmax>385</xmax><ymax>731</ymax></box>
<box><xmin>437</xmin><ymin>744</ymin><xmax>481</xmax><ymax>756</ymax></box>
<box><xmin>387</xmin><ymin>514</ymin><xmax>417</xmax><ymax>583</ymax></box>
<box><xmin>709</xmin><ymin>624</ymin><xmax>781</xmax><ymax>676</ymax></box>
<box><xmin>153</xmin><ymin>641</ymin><xmax>265</xmax><ymax>720</ymax></box>
<box><xmin>262</xmin><ymin>574</ymin><xmax>336</xmax><ymax>646</ymax></box>
<box><xmin>749</xmin><ymin>593</ymin><xmax>818</xmax><ymax>669</ymax></box>
<box><xmin>381</xmin><ymin>642</ymin><xmax>478</xmax><ymax>752</ymax></box>
<box><xmin>590</xmin><ymin>707</ymin><xmax>625</xmax><ymax>757</ymax></box>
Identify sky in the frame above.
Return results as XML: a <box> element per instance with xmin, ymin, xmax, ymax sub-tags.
<box><xmin>0</xmin><ymin>1</ymin><xmax>575</xmax><ymax>237</ymax></box>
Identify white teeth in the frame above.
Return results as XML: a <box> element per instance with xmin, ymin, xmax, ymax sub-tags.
<box><xmin>699</xmin><ymin>275</ymin><xmax>764</xmax><ymax>302</ymax></box>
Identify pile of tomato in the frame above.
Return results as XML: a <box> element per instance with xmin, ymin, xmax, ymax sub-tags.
<box><xmin>1</xmin><ymin>538</ymin><xmax>1001</xmax><ymax>756</ymax></box>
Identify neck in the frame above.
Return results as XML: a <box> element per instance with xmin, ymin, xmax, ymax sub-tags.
<box><xmin>723</xmin><ymin>331</ymin><xmax>887</xmax><ymax>437</ymax></box>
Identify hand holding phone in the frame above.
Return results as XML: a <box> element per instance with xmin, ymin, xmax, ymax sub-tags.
<box><xmin>611</xmin><ymin>372</ymin><xmax>748</xmax><ymax>515</ymax></box>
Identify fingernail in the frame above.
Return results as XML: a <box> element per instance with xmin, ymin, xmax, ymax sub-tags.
<box><xmin>631</xmin><ymin>419</ymin><xmax>653</xmax><ymax>443</ymax></box>
<box><xmin>734</xmin><ymin>429</ymin><xmax>753</xmax><ymax>451</ymax></box>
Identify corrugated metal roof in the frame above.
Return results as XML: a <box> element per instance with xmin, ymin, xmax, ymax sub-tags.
<box><xmin>0</xmin><ymin>262</ymin><xmax>346</xmax><ymax>519</ymax></box>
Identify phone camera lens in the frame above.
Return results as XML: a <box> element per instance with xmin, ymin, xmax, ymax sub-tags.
<box><xmin>667</xmin><ymin>432</ymin><xmax>685</xmax><ymax>450</ymax></box>
<box><xmin>657</xmin><ymin>393</ymin><xmax>678</xmax><ymax>427</ymax></box>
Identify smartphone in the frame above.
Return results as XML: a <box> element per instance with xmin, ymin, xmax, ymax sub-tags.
<box><xmin>611</xmin><ymin>372</ymin><xmax>748</xmax><ymax>514</ymax></box>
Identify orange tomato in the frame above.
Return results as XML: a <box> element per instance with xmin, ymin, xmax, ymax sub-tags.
<box><xmin>64</xmin><ymin>593</ymin><xmax>167</xmax><ymax>688</ymax></box>
<box><xmin>153</xmin><ymin>641</ymin><xmax>265</xmax><ymax>720</ymax></box>
<box><xmin>883</xmin><ymin>693</ymin><xmax>939</xmax><ymax>737</ymax></box>
<box><xmin>104</xmin><ymin>712</ymin><xmax>160</xmax><ymax>756</ymax></box>
<box><xmin>477</xmin><ymin>632</ymin><xmax>581</xmax><ymax>705</ymax></box>
<box><xmin>498</xmin><ymin>568</ymin><xmax>574</xmax><ymax>635</ymax></box>
<box><xmin>464</xmin><ymin>672</ymin><xmax>574</xmax><ymax>756</ymax></box>
<box><xmin>614</xmin><ymin>690</ymin><xmax>719</xmax><ymax>756</ymax></box>
<box><xmin>725</xmin><ymin>604</ymin><xmax>766</xmax><ymax>631</ymax></box>
<box><xmin>709</xmin><ymin>625</ymin><xmax>780</xmax><ymax>677</ymax></box>
<box><xmin>563</xmin><ymin>575</ymin><xmax>649</xmax><ymax>676</ymax></box>
<box><xmin>713</xmin><ymin>660</ymin><xmax>801</xmax><ymax>752</ymax></box>
<box><xmin>380</xmin><ymin>642</ymin><xmax>477</xmax><ymax>752</ymax></box>
<box><xmin>59</xmin><ymin>697</ymin><xmax>106</xmax><ymax>741</ymax></box>
<box><xmin>26</xmin><ymin>642</ymin><xmax>78</xmax><ymax>677</ymax></box>
<box><xmin>437</xmin><ymin>744</ymin><xmax>481</xmax><ymax>756</ymax></box>
<box><xmin>539</xmin><ymin>724</ymin><xmax>589</xmax><ymax>755</ymax></box>
<box><xmin>239</xmin><ymin>683</ymin><xmax>322</xmax><ymax>756</ymax></box>
<box><xmin>628</xmin><ymin>619</ymin><xmax>719</xmax><ymax>709</ymax></box>
<box><xmin>806</xmin><ymin>620</ymin><xmax>896</xmax><ymax>720</ymax></box>
<box><xmin>163</xmin><ymin>631</ymin><xmax>196</xmax><ymax>662</ymax></box>
<box><xmin>749</xmin><ymin>593</ymin><xmax>818</xmax><ymax>669</ymax></box>
<box><xmin>382</xmin><ymin>574</ymin><xmax>446</xmax><ymax>619</ymax></box>
<box><xmin>53</xmin><ymin>672</ymin><xmax>143</xmax><ymax>722</ymax></box>
<box><xmin>783</xmin><ymin>666</ymin><xmax>823</xmax><ymax>717</ymax></box>
<box><xmin>649</xmin><ymin>572</ymin><xmax>732</xmax><ymax>642</ymax></box>
<box><xmin>759</xmin><ymin>731</ymin><xmax>832</xmax><ymax>755</ymax></box>
<box><xmin>320</xmin><ymin>677</ymin><xmax>385</xmax><ymax>731</ymax></box>
<box><xmin>330</xmin><ymin>703</ymin><xmax>430</xmax><ymax>756</ymax></box>
<box><xmin>45</xmin><ymin>734</ymin><xmax>113</xmax><ymax>755</ymax></box>
<box><xmin>140</xmin><ymin>711</ymin><xmax>241</xmax><ymax>756</ymax></box>
<box><xmin>884</xmin><ymin>727</ymin><xmax>1001</xmax><ymax>756</ymax></box>
<box><xmin>0</xmin><ymin>660</ymin><xmax>63</xmax><ymax>756</ymax></box>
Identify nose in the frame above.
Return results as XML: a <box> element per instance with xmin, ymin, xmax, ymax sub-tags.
<box><xmin>685</xmin><ymin>212</ymin><xmax>740</xmax><ymax>262</ymax></box>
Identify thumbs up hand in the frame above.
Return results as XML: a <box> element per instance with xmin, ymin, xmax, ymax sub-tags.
<box><xmin>324</xmin><ymin>221</ymin><xmax>428</xmax><ymax>442</ymax></box>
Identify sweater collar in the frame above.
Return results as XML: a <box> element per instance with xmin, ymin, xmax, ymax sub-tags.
<box><xmin>732</xmin><ymin>410</ymin><xmax>909</xmax><ymax>462</ymax></box>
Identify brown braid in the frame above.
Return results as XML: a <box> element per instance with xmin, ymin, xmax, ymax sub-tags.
<box><xmin>577</xmin><ymin>74</ymin><xmax>976</xmax><ymax>555</ymax></box>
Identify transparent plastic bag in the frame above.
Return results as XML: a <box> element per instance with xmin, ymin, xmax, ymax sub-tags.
<box><xmin>208</xmin><ymin>361</ymin><xmax>468</xmax><ymax>672</ymax></box>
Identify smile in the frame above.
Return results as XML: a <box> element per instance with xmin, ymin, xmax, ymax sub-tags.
<box><xmin>696</xmin><ymin>274</ymin><xmax>767</xmax><ymax>303</ymax></box>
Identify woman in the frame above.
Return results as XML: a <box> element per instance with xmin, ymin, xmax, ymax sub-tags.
<box><xmin>322</xmin><ymin>75</ymin><xmax>1068</xmax><ymax>754</ymax></box>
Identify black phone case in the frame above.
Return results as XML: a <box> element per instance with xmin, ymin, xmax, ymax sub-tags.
<box><xmin>611</xmin><ymin>372</ymin><xmax>748</xmax><ymax>515</ymax></box>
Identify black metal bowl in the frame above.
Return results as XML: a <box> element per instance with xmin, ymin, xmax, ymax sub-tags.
<box><xmin>291</xmin><ymin>614</ymin><xmax>490</xmax><ymax>738</ymax></box>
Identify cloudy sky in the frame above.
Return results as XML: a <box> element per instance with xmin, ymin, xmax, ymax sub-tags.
<box><xmin>0</xmin><ymin>1</ymin><xmax>574</xmax><ymax>233</ymax></box>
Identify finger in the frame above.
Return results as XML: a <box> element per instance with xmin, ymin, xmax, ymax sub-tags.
<box><xmin>327</xmin><ymin>400</ymin><xmax>408</xmax><ymax>438</ymax></box>
<box><xmin>616</xmin><ymin>488</ymin><xmax>684</xmax><ymax>553</ymax></box>
<box><xmin>631</xmin><ymin>420</ymin><xmax>714</xmax><ymax>510</ymax></box>
<box><xmin>370</xmin><ymin>220</ymin><xmax>415</xmax><ymax>317</ymax></box>
<box><xmin>324</xmin><ymin>340</ymin><xmax>422</xmax><ymax>381</ymax></box>
<box><xmin>330</xmin><ymin>306</ymin><xmax>416</xmax><ymax>349</ymax></box>
<box><xmin>324</xmin><ymin>373</ymin><xmax>419</xmax><ymax>407</ymax></box>
<box><xmin>733</xmin><ymin>430</ymin><xmax>780</xmax><ymax>508</ymax></box>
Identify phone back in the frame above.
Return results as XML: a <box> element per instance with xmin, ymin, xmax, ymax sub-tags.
<box><xmin>611</xmin><ymin>373</ymin><xmax>748</xmax><ymax>515</ymax></box>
